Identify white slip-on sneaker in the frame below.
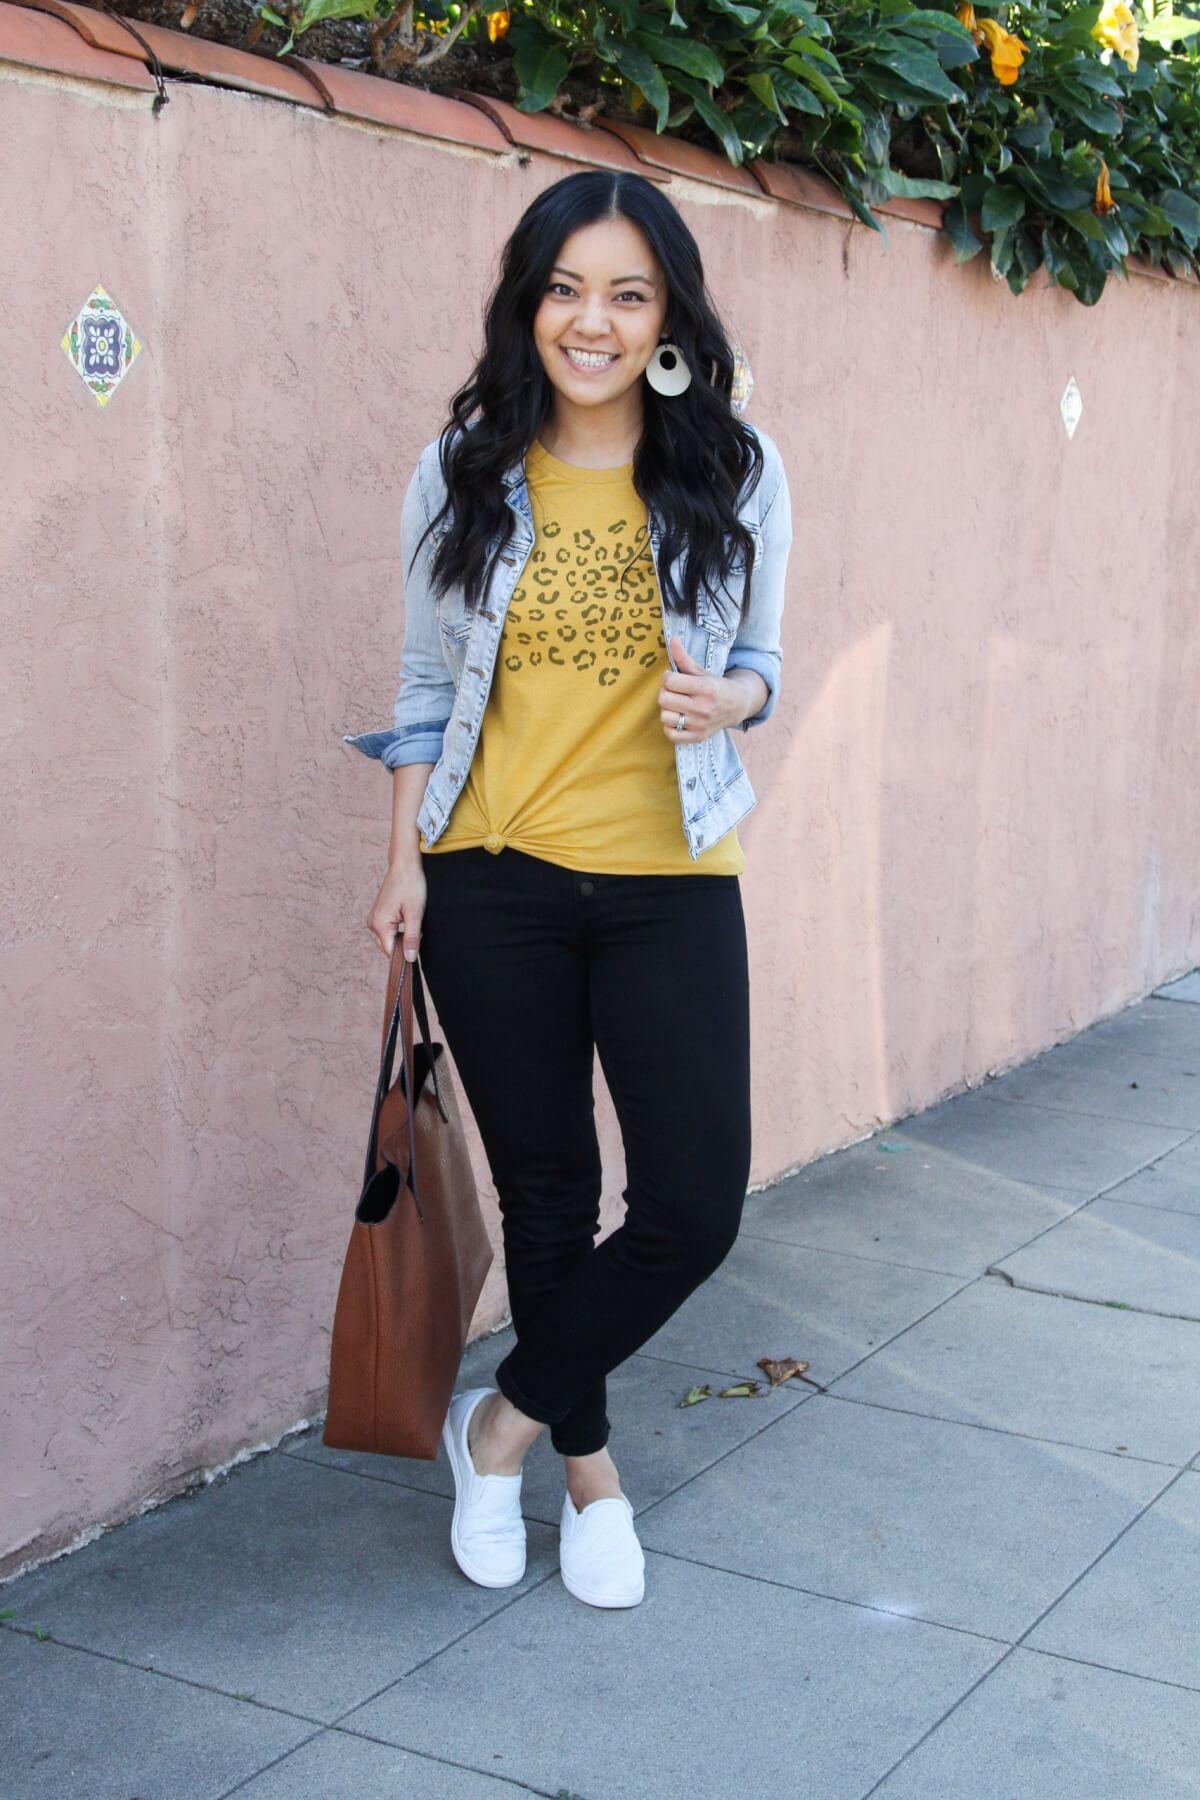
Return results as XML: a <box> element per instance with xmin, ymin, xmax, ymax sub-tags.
<box><xmin>559</xmin><ymin>1489</ymin><xmax>645</xmax><ymax>1608</ymax></box>
<box><xmin>442</xmin><ymin>1386</ymin><xmax>527</xmax><ymax>1588</ymax></box>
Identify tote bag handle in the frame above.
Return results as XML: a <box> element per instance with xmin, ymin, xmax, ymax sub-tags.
<box><xmin>359</xmin><ymin>940</ymin><xmax>444</xmax><ymax>1223</ymax></box>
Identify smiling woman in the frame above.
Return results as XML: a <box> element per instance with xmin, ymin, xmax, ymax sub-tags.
<box><xmin>349</xmin><ymin>166</ymin><xmax>793</xmax><ymax>1614</ymax></box>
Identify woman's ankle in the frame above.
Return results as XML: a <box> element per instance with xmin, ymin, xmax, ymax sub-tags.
<box><xmin>468</xmin><ymin>1391</ymin><xmax>540</xmax><ymax>1476</ymax></box>
<box><xmin>563</xmin><ymin>1445</ymin><xmax>622</xmax><ymax>1509</ymax></box>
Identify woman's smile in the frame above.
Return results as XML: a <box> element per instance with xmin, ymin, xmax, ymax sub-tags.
<box><xmin>560</xmin><ymin>346</ymin><xmax>621</xmax><ymax>374</ymax></box>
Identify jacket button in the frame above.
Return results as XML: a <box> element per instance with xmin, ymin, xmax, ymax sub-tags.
<box><xmin>686</xmin><ymin>777</ymin><xmax>696</xmax><ymax>789</ymax></box>
<box><xmin>579</xmin><ymin>879</ymin><xmax>594</xmax><ymax>896</ymax></box>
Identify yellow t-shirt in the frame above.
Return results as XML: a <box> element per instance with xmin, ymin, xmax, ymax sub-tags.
<box><xmin>421</xmin><ymin>438</ymin><xmax>744</xmax><ymax>875</ymax></box>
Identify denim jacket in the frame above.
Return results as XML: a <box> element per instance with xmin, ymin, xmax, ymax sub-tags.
<box><xmin>344</xmin><ymin>421</ymin><xmax>793</xmax><ymax>861</ymax></box>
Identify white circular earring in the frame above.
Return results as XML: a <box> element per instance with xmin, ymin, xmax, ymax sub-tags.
<box><xmin>645</xmin><ymin>337</ymin><xmax>692</xmax><ymax>396</ymax></box>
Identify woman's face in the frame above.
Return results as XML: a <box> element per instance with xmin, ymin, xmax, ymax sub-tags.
<box><xmin>532</xmin><ymin>216</ymin><xmax>669</xmax><ymax>417</ymax></box>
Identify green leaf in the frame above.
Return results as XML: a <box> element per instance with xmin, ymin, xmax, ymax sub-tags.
<box><xmin>295</xmin><ymin>0</ymin><xmax>368</xmax><ymax>28</ymax></box>
<box><xmin>786</xmin><ymin>33</ymin><xmax>843</xmax><ymax>69</ymax></box>
<box><xmin>838</xmin><ymin>175</ymin><xmax>889</xmax><ymax>238</ymax></box>
<box><xmin>989</xmin><ymin>223</ymin><xmax>1014</xmax><ymax>277</ymax></box>
<box><xmin>1014</xmin><ymin>165</ymin><xmax>1093</xmax><ymax>211</ymax></box>
<box><xmin>1013</xmin><ymin>224</ymin><xmax>1044</xmax><ymax>275</ymax></box>
<box><xmin>746</xmin><ymin>70</ymin><xmax>788</xmax><ymax>121</ymax></box>
<box><xmin>1132</xmin><ymin>201</ymin><xmax>1176</xmax><ymax>238</ymax></box>
<box><xmin>606</xmin><ymin>36</ymin><xmax>671</xmax><ymax>128</ymax></box>
<box><xmin>981</xmin><ymin>182</ymin><xmax>1026</xmax><ymax>230</ymax></box>
<box><xmin>1097</xmin><ymin>212</ymin><xmax>1130</xmax><ymax>259</ymax></box>
<box><xmin>1141</xmin><ymin>12</ymin><xmax>1200</xmax><ymax>44</ymax></box>
<box><xmin>781</xmin><ymin>53</ymin><xmax>844</xmax><ymax>108</ymax></box>
<box><xmin>864</xmin><ymin>164</ymin><xmax>960</xmax><ymax>200</ymax></box>
<box><xmin>670</xmin><ymin>73</ymin><xmax>745</xmax><ymax>163</ymax></box>
<box><xmin>1061</xmin><ymin>207</ymin><xmax>1107</xmax><ymax>243</ymax></box>
<box><xmin>891</xmin><ymin>7</ymin><xmax>977</xmax><ymax>41</ymax></box>
<box><xmin>865</xmin><ymin>40</ymin><xmax>965</xmax><ymax>104</ymax></box>
<box><xmin>943</xmin><ymin>198</ymin><xmax>984</xmax><ymax>261</ymax></box>
<box><xmin>1069</xmin><ymin>59</ymin><xmax>1125</xmax><ymax>98</ymax></box>
<box><xmin>631</xmin><ymin>30</ymin><xmax>725</xmax><ymax>86</ymax></box>
<box><xmin>1157</xmin><ymin>188</ymin><xmax>1200</xmax><ymax>246</ymax></box>
<box><xmin>707</xmin><ymin>0</ymin><xmax>763</xmax><ymax>23</ymax></box>
<box><xmin>513</xmin><ymin>46</ymin><xmax>571</xmax><ymax>113</ymax></box>
<box><xmin>773</xmin><ymin>72</ymin><xmax>826</xmax><ymax>115</ymax></box>
<box><xmin>1040</xmin><ymin>226</ymin><xmax>1068</xmax><ymax>280</ymax></box>
<box><xmin>1056</xmin><ymin>85</ymin><xmax>1122</xmax><ymax>136</ymax></box>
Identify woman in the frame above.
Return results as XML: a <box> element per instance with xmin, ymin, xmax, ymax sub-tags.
<box><xmin>347</xmin><ymin>168</ymin><xmax>793</xmax><ymax>1610</ymax></box>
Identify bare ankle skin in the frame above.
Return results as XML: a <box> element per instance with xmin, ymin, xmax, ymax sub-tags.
<box><xmin>563</xmin><ymin>1445</ymin><xmax>622</xmax><ymax>1511</ymax></box>
<box><xmin>467</xmin><ymin>1391</ymin><xmax>544</xmax><ymax>1476</ymax></box>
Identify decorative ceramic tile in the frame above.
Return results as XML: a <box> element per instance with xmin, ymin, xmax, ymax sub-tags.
<box><xmin>730</xmin><ymin>338</ymin><xmax>754</xmax><ymax>414</ymax></box>
<box><xmin>1060</xmin><ymin>374</ymin><xmax>1083</xmax><ymax>439</ymax></box>
<box><xmin>61</xmin><ymin>284</ymin><xmax>143</xmax><ymax>408</ymax></box>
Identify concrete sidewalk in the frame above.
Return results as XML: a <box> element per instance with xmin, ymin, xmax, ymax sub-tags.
<box><xmin>4</xmin><ymin>976</ymin><xmax>1200</xmax><ymax>1799</ymax></box>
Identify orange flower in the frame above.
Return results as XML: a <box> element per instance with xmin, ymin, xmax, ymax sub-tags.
<box><xmin>1093</xmin><ymin>157</ymin><xmax>1116</xmax><ymax>214</ymax></box>
<box><xmin>976</xmin><ymin>16</ymin><xmax>1029</xmax><ymax>84</ymax></box>
<box><xmin>486</xmin><ymin>7</ymin><xmax>510</xmax><ymax>40</ymax></box>
<box><xmin>955</xmin><ymin>1</ymin><xmax>979</xmax><ymax>30</ymax></box>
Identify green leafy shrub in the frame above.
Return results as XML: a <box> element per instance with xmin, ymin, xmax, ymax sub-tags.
<box><xmin>255</xmin><ymin>0</ymin><xmax>1200</xmax><ymax>304</ymax></box>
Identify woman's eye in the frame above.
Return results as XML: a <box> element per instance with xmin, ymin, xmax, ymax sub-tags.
<box><xmin>547</xmin><ymin>285</ymin><xmax>647</xmax><ymax>302</ymax></box>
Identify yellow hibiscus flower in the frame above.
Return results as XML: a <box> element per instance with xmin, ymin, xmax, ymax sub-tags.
<box><xmin>1092</xmin><ymin>0</ymin><xmax>1139</xmax><ymax>72</ymax></box>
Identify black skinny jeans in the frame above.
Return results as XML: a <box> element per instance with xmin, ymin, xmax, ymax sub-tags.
<box><xmin>417</xmin><ymin>844</ymin><xmax>751</xmax><ymax>1457</ymax></box>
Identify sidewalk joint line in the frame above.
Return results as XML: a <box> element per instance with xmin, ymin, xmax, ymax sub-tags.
<box><xmin>822</xmin><ymin>1391</ymin><xmax>1192</xmax><ymax>1468</ymax></box>
<box><xmin>984</xmin><ymin>1264</ymin><xmax>1200</xmax><ymax>1326</ymax></box>
<box><xmin>734</xmin><ymin>1226</ymin><xmax>967</xmax><ymax>1279</ymax></box>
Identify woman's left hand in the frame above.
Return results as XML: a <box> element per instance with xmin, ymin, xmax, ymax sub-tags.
<box><xmin>657</xmin><ymin>635</ymin><xmax>762</xmax><ymax>743</ymax></box>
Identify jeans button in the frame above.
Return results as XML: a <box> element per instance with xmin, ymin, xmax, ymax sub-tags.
<box><xmin>579</xmin><ymin>879</ymin><xmax>594</xmax><ymax>896</ymax></box>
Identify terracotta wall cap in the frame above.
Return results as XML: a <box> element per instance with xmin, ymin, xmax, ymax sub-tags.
<box><xmin>593</xmin><ymin>115</ymin><xmax>765</xmax><ymax>197</ymax></box>
<box><xmin>5</xmin><ymin>0</ymin><xmax>147</xmax><ymax>56</ymax></box>
<box><xmin>447</xmin><ymin>88</ymin><xmax>649</xmax><ymax>174</ymax></box>
<box><xmin>288</xmin><ymin>60</ymin><xmax>510</xmax><ymax>148</ymax></box>
<box><xmin>0</xmin><ymin>0</ymin><xmax>155</xmax><ymax>86</ymax></box>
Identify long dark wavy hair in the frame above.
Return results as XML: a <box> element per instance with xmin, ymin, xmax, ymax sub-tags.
<box><xmin>410</xmin><ymin>168</ymin><xmax>765</xmax><ymax>630</ymax></box>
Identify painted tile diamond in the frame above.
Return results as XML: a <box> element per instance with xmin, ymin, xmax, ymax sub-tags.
<box><xmin>62</xmin><ymin>284</ymin><xmax>142</xmax><ymax>408</ymax></box>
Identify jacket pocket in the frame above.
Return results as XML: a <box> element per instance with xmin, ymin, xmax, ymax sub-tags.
<box><xmin>436</xmin><ymin>596</ymin><xmax>474</xmax><ymax>643</ymax></box>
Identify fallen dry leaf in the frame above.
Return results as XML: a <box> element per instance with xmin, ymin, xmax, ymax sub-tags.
<box><xmin>679</xmin><ymin>1384</ymin><xmax>713</xmax><ymax>1407</ymax></box>
<box><xmin>718</xmin><ymin>1381</ymin><xmax>765</xmax><ymax>1398</ymax></box>
<box><xmin>758</xmin><ymin>1355</ymin><xmax>828</xmax><ymax>1393</ymax></box>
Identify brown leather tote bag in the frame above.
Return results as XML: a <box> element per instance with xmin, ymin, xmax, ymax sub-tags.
<box><xmin>322</xmin><ymin>941</ymin><xmax>494</xmax><ymax>1459</ymax></box>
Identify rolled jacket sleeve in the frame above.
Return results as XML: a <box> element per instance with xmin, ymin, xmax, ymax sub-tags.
<box><xmin>341</xmin><ymin>449</ymin><xmax>455</xmax><ymax>769</ymax></box>
<box><xmin>725</xmin><ymin>447</ymin><xmax>792</xmax><ymax>731</ymax></box>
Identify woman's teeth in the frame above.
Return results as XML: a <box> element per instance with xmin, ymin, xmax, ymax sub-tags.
<box><xmin>562</xmin><ymin>348</ymin><xmax>619</xmax><ymax>370</ymax></box>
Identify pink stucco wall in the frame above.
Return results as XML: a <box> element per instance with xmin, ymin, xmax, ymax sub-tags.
<box><xmin>3</xmin><ymin>25</ymin><xmax>1198</xmax><ymax>1577</ymax></box>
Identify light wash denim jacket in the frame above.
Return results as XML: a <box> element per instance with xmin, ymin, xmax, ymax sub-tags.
<box><xmin>344</xmin><ymin>422</ymin><xmax>793</xmax><ymax>861</ymax></box>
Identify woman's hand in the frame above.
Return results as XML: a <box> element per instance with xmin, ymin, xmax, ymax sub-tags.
<box><xmin>367</xmin><ymin>857</ymin><xmax>426</xmax><ymax>961</ymax></box>
<box><xmin>657</xmin><ymin>636</ymin><xmax>767</xmax><ymax>743</ymax></box>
